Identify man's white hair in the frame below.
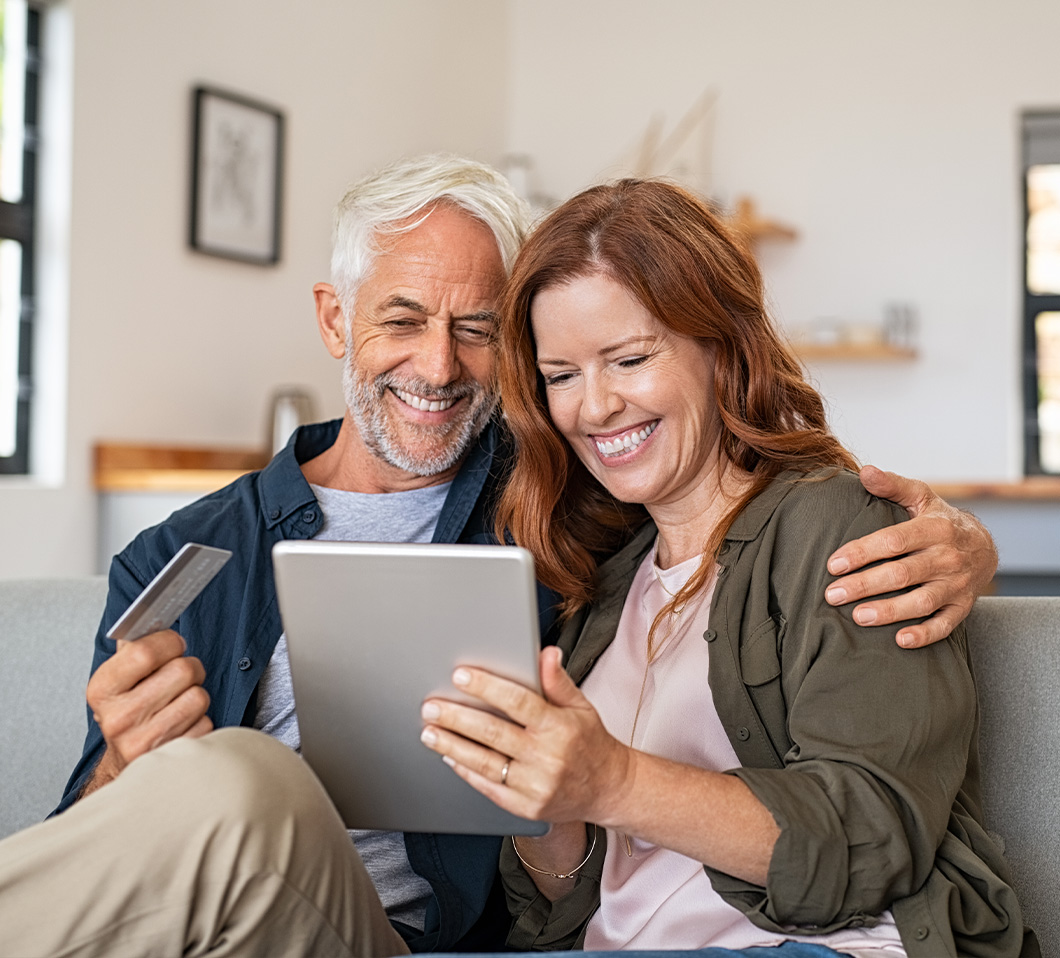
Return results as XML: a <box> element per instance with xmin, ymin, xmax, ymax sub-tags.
<box><xmin>330</xmin><ymin>153</ymin><xmax>531</xmax><ymax>317</ymax></box>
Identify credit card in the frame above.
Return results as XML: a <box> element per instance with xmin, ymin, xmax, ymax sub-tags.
<box><xmin>106</xmin><ymin>543</ymin><xmax>232</xmax><ymax>642</ymax></box>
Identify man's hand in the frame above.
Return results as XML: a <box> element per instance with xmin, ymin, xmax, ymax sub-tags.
<box><xmin>825</xmin><ymin>465</ymin><xmax>998</xmax><ymax>649</ymax></box>
<box><xmin>80</xmin><ymin>630</ymin><xmax>211</xmax><ymax>798</ymax></box>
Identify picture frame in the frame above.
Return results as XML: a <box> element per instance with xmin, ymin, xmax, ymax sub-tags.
<box><xmin>189</xmin><ymin>86</ymin><xmax>284</xmax><ymax>265</ymax></box>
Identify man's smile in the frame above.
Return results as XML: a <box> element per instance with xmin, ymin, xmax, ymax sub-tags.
<box><xmin>391</xmin><ymin>386</ymin><xmax>459</xmax><ymax>413</ymax></box>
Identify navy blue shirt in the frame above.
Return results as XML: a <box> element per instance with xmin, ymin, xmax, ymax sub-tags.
<box><xmin>58</xmin><ymin>418</ymin><xmax>558</xmax><ymax>952</ymax></box>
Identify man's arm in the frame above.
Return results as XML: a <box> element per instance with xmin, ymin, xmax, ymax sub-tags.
<box><xmin>825</xmin><ymin>465</ymin><xmax>998</xmax><ymax>649</ymax></box>
<box><xmin>79</xmin><ymin>630</ymin><xmax>212</xmax><ymax>798</ymax></box>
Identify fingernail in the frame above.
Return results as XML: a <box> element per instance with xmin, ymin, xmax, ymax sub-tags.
<box><xmin>825</xmin><ymin>586</ymin><xmax>847</xmax><ymax>604</ymax></box>
<box><xmin>829</xmin><ymin>557</ymin><xmax>850</xmax><ymax>574</ymax></box>
<box><xmin>442</xmin><ymin>755</ymin><xmax>455</xmax><ymax>768</ymax></box>
<box><xmin>420</xmin><ymin>727</ymin><xmax>437</xmax><ymax>746</ymax></box>
<box><xmin>452</xmin><ymin>668</ymin><xmax>471</xmax><ymax>687</ymax></box>
<box><xmin>854</xmin><ymin>607</ymin><xmax>877</xmax><ymax>625</ymax></box>
<box><xmin>421</xmin><ymin>702</ymin><xmax>441</xmax><ymax>721</ymax></box>
<box><xmin>897</xmin><ymin>632</ymin><xmax>915</xmax><ymax>648</ymax></box>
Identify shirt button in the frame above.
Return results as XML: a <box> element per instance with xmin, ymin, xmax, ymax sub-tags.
<box><xmin>736</xmin><ymin>726</ymin><xmax>750</xmax><ymax>741</ymax></box>
<box><xmin>238</xmin><ymin>657</ymin><xmax>252</xmax><ymax>671</ymax></box>
<box><xmin>302</xmin><ymin>509</ymin><xmax>317</xmax><ymax>523</ymax></box>
<box><xmin>914</xmin><ymin>927</ymin><xmax>930</xmax><ymax>941</ymax></box>
<box><xmin>703</xmin><ymin>629</ymin><xmax>717</xmax><ymax>642</ymax></box>
<box><xmin>269</xmin><ymin>507</ymin><xmax>281</xmax><ymax>520</ymax></box>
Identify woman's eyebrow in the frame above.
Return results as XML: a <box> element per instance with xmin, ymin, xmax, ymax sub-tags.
<box><xmin>599</xmin><ymin>335</ymin><xmax>657</xmax><ymax>356</ymax></box>
<box><xmin>537</xmin><ymin>335</ymin><xmax>657</xmax><ymax>368</ymax></box>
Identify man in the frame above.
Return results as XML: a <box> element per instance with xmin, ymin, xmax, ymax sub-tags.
<box><xmin>0</xmin><ymin>154</ymin><xmax>996</xmax><ymax>957</ymax></box>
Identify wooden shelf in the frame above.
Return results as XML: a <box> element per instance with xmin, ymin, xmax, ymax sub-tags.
<box><xmin>792</xmin><ymin>342</ymin><xmax>918</xmax><ymax>361</ymax></box>
<box><xmin>728</xmin><ymin>196</ymin><xmax>797</xmax><ymax>244</ymax></box>
<box><xmin>94</xmin><ymin>442</ymin><xmax>269</xmax><ymax>493</ymax></box>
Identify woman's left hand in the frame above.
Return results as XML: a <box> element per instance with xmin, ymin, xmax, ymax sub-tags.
<box><xmin>420</xmin><ymin>646</ymin><xmax>630</xmax><ymax>824</ymax></box>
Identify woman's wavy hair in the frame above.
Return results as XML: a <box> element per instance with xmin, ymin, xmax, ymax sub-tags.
<box><xmin>495</xmin><ymin>178</ymin><xmax>857</xmax><ymax>620</ymax></box>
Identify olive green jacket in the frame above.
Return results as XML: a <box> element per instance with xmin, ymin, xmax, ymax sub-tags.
<box><xmin>502</xmin><ymin>470</ymin><xmax>1036</xmax><ymax>957</ymax></box>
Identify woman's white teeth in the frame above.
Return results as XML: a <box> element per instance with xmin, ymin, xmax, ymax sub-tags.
<box><xmin>394</xmin><ymin>388</ymin><xmax>455</xmax><ymax>412</ymax></box>
<box><xmin>595</xmin><ymin>422</ymin><xmax>656</xmax><ymax>457</ymax></box>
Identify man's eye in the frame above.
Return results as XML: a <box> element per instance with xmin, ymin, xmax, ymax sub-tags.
<box><xmin>384</xmin><ymin>319</ymin><xmax>418</xmax><ymax>330</ymax></box>
<box><xmin>455</xmin><ymin>325</ymin><xmax>494</xmax><ymax>344</ymax></box>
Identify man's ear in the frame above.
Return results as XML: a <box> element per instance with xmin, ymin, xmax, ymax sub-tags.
<box><xmin>313</xmin><ymin>283</ymin><xmax>347</xmax><ymax>359</ymax></box>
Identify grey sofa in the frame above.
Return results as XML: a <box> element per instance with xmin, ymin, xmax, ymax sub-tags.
<box><xmin>1</xmin><ymin>579</ymin><xmax>1057</xmax><ymax>954</ymax></box>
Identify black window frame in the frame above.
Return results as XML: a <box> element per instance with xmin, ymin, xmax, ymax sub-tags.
<box><xmin>1021</xmin><ymin>110</ymin><xmax>1060</xmax><ymax>476</ymax></box>
<box><xmin>0</xmin><ymin>3</ymin><xmax>41</xmax><ymax>476</ymax></box>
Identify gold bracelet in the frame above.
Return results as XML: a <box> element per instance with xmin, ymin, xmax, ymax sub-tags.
<box><xmin>511</xmin><ymin>824</ymin><xmax>598</xmax><ymax>879</ymax></box>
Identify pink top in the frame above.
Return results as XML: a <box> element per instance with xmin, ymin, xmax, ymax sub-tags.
<box><xmin>579</xmin><ymin>544</ymin><xmax>905</xmax><ymax>956</ymax></box>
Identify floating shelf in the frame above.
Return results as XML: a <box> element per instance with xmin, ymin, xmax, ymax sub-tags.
<box><xmin>792</xmin><ymin>342</ymin><xmax>918</xmax><ymax>362</ymax></box>
<box><xmin>728</xmin><ymin>196</ymin><xmax>797</xmax><ymax>244</ymax></box>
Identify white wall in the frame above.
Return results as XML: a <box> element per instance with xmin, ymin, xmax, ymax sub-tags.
<box><xmin>506</xmin><ymin>0</ymin><xmax>1059</xmax><ymax>479</ymax></box>
<box><xmin>3</xmin><ymin>0</ymin><xmax>1058</xmax><ymax>578</ymax></box>
<box><xmin>0</xmin><ymin>0</ymin><xmax>510</xmax><ymax>578</ymax></box>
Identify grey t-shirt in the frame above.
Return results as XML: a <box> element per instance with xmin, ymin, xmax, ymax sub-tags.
<box><xmin>254</xmin><ymin>480</ymin><xmax>452</xmax><ymax>931</ymax></box>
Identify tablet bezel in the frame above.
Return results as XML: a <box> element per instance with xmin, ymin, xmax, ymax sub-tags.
<box><xmin>272</xmin><ymin>539</ymin><xmax>550</xmax><ymax>837</ymax></box>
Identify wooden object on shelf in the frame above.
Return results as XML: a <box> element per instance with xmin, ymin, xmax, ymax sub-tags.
<box><xmin>94</xmin><ymin>442</ymin><xmax>269</xmax><ymax>493</ymax></box>
<box><xmin>929</xmin><ymin>477</ymin><xmax>1060</xmax><ymax>501</ymax></box>
<box><xmin>728</xmin><ymin>196</ymin><xmax>797</xmax><ymax>245</ymax></box>
<box><xmin>792</xmin><ymin>342</ymin><xmax>918</xmax><ymax>362</ymax></box>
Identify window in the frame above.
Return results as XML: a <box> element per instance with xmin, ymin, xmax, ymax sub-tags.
<box><xmin>1023</xmin><ymin>112</ymin><xmax>1060</xmax><ymax>475</ymax></box>
<box><xmin>0</xmin><ymin>0</ymin><xmax>39</xmax><ymax>475</ymax></box>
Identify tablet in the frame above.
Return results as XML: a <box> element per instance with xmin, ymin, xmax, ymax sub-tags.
<box><xmin>272</xmin><ymin>540</ymin><xmax>549</xmax><ymax>837</ymax></box>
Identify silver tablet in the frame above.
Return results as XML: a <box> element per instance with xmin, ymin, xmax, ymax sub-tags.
<box><xmin>272</xmin><ymin>540</ymin><xmax>549</xmax><ymax>836</ymax></box>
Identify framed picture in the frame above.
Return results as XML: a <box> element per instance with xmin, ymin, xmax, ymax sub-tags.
<box><xmin>189</xmin><ymin>86</ymin><xmax>284</xmax><ymax>265</ymax></box>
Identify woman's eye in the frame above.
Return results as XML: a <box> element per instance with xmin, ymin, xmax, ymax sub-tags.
<box><xmin>542</xmin><ymin>371</ymin><xmax>575</xmax><ymax>387</ymax></box>
<box><xmin>618</xmin><ymin>355</ymin><xmax>648</xmax><ymax>369</ymax></box>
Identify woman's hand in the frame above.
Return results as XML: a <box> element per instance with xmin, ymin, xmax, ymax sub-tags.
<box><xmin>825</xmin><ymin>464</ymin><xmax>998</xmax><ymax>648</ymax></box>
<box><xmin>419</xmin><ymin>646</ymin><xmax>630</xmax><ymax>826</ymax></box>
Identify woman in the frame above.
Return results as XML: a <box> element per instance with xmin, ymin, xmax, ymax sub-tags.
<box><xmin>418</xmin><ymin>180</ymin><xmax>1032</xmax><ymax>956</ymax></box>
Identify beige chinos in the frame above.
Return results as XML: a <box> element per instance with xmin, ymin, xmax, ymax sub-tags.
<box><xmin>0</xmin><ymin>728</ymin><xmax>410</xmax><ymax>958</ymax></box>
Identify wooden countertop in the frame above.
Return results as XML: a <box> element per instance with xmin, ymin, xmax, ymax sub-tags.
<box><xmin>929</xmin><ymin>478</ymin><xmax>1060</xmax><ymax>501</ymax></box>
<box><xmin>94</xmin><ymin>442</ymin><xmax>270</xmax><ymax>493</ymax></box>
<box><xmin>94</xmin><ymin>442</ymin><xmax>1060</xmax><ymax>502</ymax></box>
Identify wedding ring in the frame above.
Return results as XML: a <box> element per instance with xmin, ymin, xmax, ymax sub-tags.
<box><xmin>500</xmin><ymin>759</ymin><xmax>511</xmax><ymax>786</ymax></box>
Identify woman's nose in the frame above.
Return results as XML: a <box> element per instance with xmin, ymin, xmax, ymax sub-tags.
<box><xmin>582</xmin><ymin>374</ymin><xmax>623</xmax><ymax>424</ymax></box>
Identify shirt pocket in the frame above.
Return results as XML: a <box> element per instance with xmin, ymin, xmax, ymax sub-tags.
<box><xmin>740</xmin><ymin>613</ymin><xmax>785</xmax><ymax>686</ymax></box>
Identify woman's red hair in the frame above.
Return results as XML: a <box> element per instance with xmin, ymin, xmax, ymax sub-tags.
<box><xmin>495</xmin><ymin>179</ymin><xmax>856</xmax><ymax>618</ymax></box>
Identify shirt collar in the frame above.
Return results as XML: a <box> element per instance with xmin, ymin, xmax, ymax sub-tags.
<box><xmin>259</xmin><ymin>419</ymin><xmax>341</xmax><ymax>530</ymax></box>
<box><xmin>257</xmin><ymin>417</ymin><xmax>503</xmax><ymax>538</ymax></box>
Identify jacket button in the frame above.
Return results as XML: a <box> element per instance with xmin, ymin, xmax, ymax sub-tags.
<box><xmin>736</xmin><ymin>726</ymin><xmax>750</xmax><ymax>741</ymax></box>
<box><xmin>914</xmin><ymin>926</ymin><xmax>930</xmax><ymax>941</ymax></box>
<box><xmin>269</xmin><ymin>507</ymin><xmax>281</xmax><ymax>520</ymax></box>
<box><xmin>302</xmin><ymin>509</ymin><xmax>316</xmax><ymax>523</ymax></box>
<box><xmin>238</xmin><ymin>657</ymin><xmax>252</xmax><ymax>671</ymax></box>
<box><xmin>703</xmin><ymin>629</ymin><xmax>717</xmax><ymax>642</ymax></box>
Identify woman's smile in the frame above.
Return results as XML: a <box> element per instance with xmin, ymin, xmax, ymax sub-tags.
<box><xmin>590</xmin><ymin>420</ymin><xmax>659</xmax><ymax>461</ymax></box>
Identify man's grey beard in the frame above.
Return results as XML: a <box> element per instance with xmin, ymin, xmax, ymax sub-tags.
<box><xmin>342</xmin><ymin>342</ymin><xmax>497</xmax><ymax>477</ymax></box>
